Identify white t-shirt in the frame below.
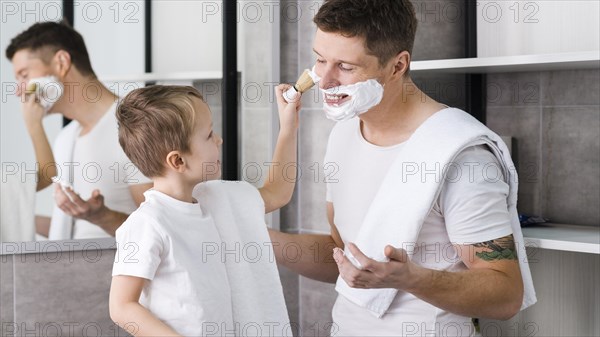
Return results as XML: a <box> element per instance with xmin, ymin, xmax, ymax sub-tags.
<box><xmin>53</xmin><ymin>102</ymin><xmax>151</xmax><ymax>239</ymax></box>
<box><xmin>112</xmin><ymin>189</ymin><xmax>234</xmax><ymax>336</ymax></box>
<box><xmin>324</xmin><ymin>115</ymin><xmax>513</xmax><ymax>337</ymax></box>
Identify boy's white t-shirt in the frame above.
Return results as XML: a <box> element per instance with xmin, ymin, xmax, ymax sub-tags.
<box><xmin>54</xmin><ymin>102</ymin><xmax>151</xmax><ymax>239</ymax></box>
<box><xmin>112</xmin><ymin>189</ymin><xmax>234</xmax><ymax>336</ymax></box>
<box><xmin>324</xmin><ymin>116</ymin><xmax>513</xmax><ymax>336</ymax></box>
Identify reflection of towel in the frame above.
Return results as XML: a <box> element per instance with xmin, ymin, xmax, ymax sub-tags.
<box><xmin>48</xmin><ymin>121</ymin><xmax>80</xmax><ymax>240</ymax></box>
<box><xmin>336</xmin><ymin>108</ymin><xmax>537</xmax><ymax>318</ymax></box>
<box><xmin>0</xmin><ymin>169</ymin><xmax>36</xmax><ymax>242</ymax></box>
<box><xmin>194</xmin><ymin>180</ymin><xmax>291</xmax><ymax>335</ymax></box>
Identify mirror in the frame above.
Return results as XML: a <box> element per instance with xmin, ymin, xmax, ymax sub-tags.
<box><xmin>1</xmin><ymin>0</ymin><xmax>268</xmax><ymax>243</ymax></box>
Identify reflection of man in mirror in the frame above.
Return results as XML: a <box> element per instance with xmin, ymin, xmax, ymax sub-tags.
<box><xmin>6</xmin><ymin>21</ymin><xmax>152</xmax><ymax>240</ymax></box>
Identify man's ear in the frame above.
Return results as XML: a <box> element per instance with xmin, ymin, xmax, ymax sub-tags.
<box><xmin>53</xmin><ymin>50</ymin><xmax>72</xmax><ymax>79</ymax></box>
<box><xmin>165</xmin><ymin>151</ymin><xmax>186</xmax><ymax>172</ymax></box>
<box><xmin>391</xmin><ymin>51</ymin><xmax>411</xmax><ymax>79</ymax></box>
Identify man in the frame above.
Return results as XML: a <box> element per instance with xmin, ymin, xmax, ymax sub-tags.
<box><xmin>6</xmin><ymin>21</ymin><xmax>152</xmax><ymax>239</ymax></box>
<box><xmin>269</xmin><ymin>1</ymin><xmax>535</xmax><ymax>335</ymax></box>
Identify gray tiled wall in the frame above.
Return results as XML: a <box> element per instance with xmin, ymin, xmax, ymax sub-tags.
<box><xmin>411</xmin><ymin>0</ymin><xmax>465</xmax><ymax>61</ymax></box>
<box><xmin>1</xmin><ymin>256</ymin><xmax>15</xmax><ymax>332</ymax></box>
<box><xmin>486</xmin><ymin>69</ymin><xmax>600</xmax><ymax>226</ymax></box>
<box><xmin>411</xmin><ymin>0</ymin><xmax>467</xmax><ymax>110</ymax></box>
<box><xmin>298</xmin><ymin>277</ymin><xmax>337</xmax><ymax>337</ymax></box>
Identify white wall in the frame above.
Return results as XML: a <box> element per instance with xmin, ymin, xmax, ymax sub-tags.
<box><xmin>477</xmin><ymin>1</ymin><xmax>600</xmax><ymax>57</ymax></box>
<box><xmin>74</xmin><ymin>0</ymin><xmax>146</xmax><ymax>113</ymax></box>
<box><xmin>74</xmin><ymin>0</ymin><xmax>145</xmax><ymax>76</ymax></box>
<box><xmin>152</xmin><ymin>0</ymin><xmax>249</xmax><ymax>74</ymax></box>
<box><xmin>152</xmin><ymin>0</ymin><xmax>222</xmax><ymax>72</ymax></box>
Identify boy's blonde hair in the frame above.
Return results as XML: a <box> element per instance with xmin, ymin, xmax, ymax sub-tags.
<box><xmin>116</xmin><ymin>85</ymin><xmax>204</xmax><ymax>178</ymax></box>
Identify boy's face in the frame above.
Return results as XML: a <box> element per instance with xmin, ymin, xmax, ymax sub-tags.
<box><xmin>185</xmin><ymin>97</ymin><xmax>222</xmax><ymax>183</ymax></box>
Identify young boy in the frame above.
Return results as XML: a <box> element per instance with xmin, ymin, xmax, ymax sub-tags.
<box><xmin>109</xmin><ymin>84</ymin><xmax>300</xmax><ymax>336</ymax></box>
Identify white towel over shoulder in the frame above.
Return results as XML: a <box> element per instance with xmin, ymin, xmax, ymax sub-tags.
<box><xmin>48</xmin><ymin>121</ymin><xmax>80</xmax><ymax>240</ymax></box>
<box><xmin>194</xmin><ymin>180</ymin><xmax>292</xmax><ymax>336</ymax></box>
<box><xmin>336</xmin><ymin>108</ymin><xmax>537</xmax><ymax>318</ymax></box>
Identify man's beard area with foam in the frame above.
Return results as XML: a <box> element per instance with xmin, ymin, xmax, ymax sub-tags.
<box><xmin>320</xmin><ymin>79</ymin><xmax>384</xmax><ymax>122</ymax></box>
<box><xmin>26</xmin><ymin>75</ymin><xmax>64</xmax><ymax>114</ymax></box>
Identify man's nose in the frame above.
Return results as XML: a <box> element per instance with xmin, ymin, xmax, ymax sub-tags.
<box><xmin>317</xmin><ymin>66</ymin><xmax>340</xmax><ymax>90</ymax></box>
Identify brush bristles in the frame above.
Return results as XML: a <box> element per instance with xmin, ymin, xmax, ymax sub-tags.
<box><xmin>25</xmin><ymin>82</ymin><xmax>37</xmax><ymax>94</ymax></box>
<box><xmin>295</xmin><ymin>69</ymin><xmax>315</xmax><ymax>93</ymax></box>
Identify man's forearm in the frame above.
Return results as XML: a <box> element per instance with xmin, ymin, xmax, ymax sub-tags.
<box><xmin>27</xmin><ymin>124</ymin><xmax>56</xmax><ymax>191</ymax></box>
<box><xmin>35</xmin><ymin>215</ymin><xmax>51</xmax><ymax>238</ymax></box>
<box><xmin>407</xmin><ymin>266</ymin><xmax>523</xmax><ymax>320</ymax></box>
<box><xmin>268</xmin><ymin>229</ymin><xmax>340</xmax><ymax>283</ymax></box>
<box><xmin>87</xmin><ymin>207</ymin><xmax>129</xmax><ymax>237</ymax></box>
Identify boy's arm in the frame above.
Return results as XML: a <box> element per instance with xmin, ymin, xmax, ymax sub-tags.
<box><xmin>110</xmin><ymin>275</ymin><xmax>182</xmax><ymax>337</ymax></box>
<box><xmin>259</xmin><ymin>84</ymin><xmax>301</xmax><ymax>213</ymax></box>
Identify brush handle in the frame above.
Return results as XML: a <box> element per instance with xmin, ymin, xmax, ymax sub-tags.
<box><xmin>283</xmin><ymin>86</ymin><xmax>299</xmax><ymax>103</ymax></box>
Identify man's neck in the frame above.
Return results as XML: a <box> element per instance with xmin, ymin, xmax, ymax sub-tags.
<box><xmin>62</xmin><ymin>77</ymin><xmax>119</xmax><ymax>133</ymax></box>
<box><xmin>358</xmin><ymin>78</ymin><xmax>446</xmax><ymax>146</ymax></box>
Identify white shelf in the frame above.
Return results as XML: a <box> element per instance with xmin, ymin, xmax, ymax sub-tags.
<box><xmin>522</xmin><ymin>223</ymin><xmax>600</xmax><ymax>254</ymax></box>
<box><xmin>411</xmin><ymin>51</ymin><xmax>600</xmax><ymax>74</ymax></box>
<box><xmin>99</xmin><ymin>71</ymin><xmax>223</xmax><ymax>83</ymax></box>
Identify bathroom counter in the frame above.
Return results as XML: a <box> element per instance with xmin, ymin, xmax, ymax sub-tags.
<box><xmin>1</xmin><ymin>237</ymin><xmax>116</xmax><ymax>255</ymax></box>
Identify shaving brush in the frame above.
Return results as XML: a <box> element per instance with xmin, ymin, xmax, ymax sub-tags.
<box><xmin>283</xmin><ymin>69</ymin><xmax>318</xmax><ymax>102</ymax></box>
<box><xmin>25</xmin><ymin>82</ymin><xmax>38</xmax><ymax>94</ymax></box>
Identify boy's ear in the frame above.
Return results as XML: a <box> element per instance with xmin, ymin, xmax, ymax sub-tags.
<box><xmin>165</xmin><ymin>151</ymin><xmax>185</xmax><ymax>172</ymax></box>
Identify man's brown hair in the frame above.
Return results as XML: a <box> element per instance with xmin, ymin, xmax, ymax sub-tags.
<box><xmin>116</xmin><ymin>85</ymin><xmax>204</xmax><ymax>178</ymax></box>
<box><xmin>6</xmin><ymin>21</ymin><xmax>96</xmax><ymax>77</ymax></box>
<box><xmin>313</xmin><ymin>0</ymin><xmax>418</xmax><ymax>67</ymax></box>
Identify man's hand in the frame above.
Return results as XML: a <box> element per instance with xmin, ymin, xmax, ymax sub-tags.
<box><xmin>54</xmin><ymin>184</ymin><xmax>107</xmax><ymax>223</ymax></box>
<box><xmin>21</xmin><ymin>91</ymin><xmax>46</xmax><ymax>133</ymax></box>
<box><xmin>333</xmin><ymin>243</ymin><xmax>423</xmax><ymax>291</ymax></box>
<box><xmin>21</xmin><ymin>93</ymin><xmax>56</xmax><ymax>191</ymax></box>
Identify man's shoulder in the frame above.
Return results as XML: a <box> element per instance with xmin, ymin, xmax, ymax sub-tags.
<box><xmin>454</xmin><ymin>144</ymin><xmax>499</xmax><ymax>165</ymax></box>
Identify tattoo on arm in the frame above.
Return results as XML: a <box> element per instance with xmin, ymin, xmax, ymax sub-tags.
<box><xmin>473</xmin><ymin>235</ymin><xmax>517</xmax><ymax>261</ymax></box>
